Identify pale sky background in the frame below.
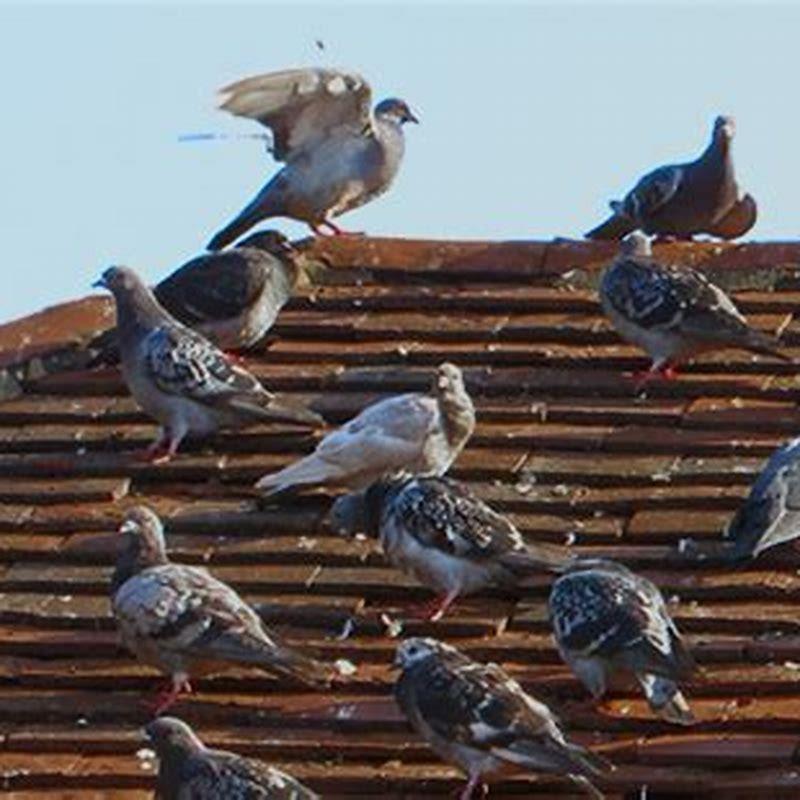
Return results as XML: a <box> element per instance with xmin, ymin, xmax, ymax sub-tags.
<box><xmin>2</xmin><ymin>2</ymin><xmax>800</xmax><ymax>321</ymax></box>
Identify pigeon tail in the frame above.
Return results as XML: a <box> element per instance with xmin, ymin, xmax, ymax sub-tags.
<box><xmin>237</xmin><ymin>396</ymin><xmax>324</xmax><ymax>428</ymax></box>
<box><xmin>208</xmin><ymin>178</ymin><xmax>286</xmax><ymax>251</ymax></box>
<box><xmin>208</xmin><ymin>210</ymin><xmax>271</xmax><ymax>252</ymax></box>
<box><xmin>638</xmin><ymin>673</ymin><xmax>695</xmax><ymax>726</ymax></box>
<box><xmin>497</xmin><ymin>736</ymin><xmax>611</xmax><ymax>780</ymax></box>
<box><xmin>266</xmin><ymin>645</ymin><xmax>334</xmax><ymax>688</ymax></box>
<box><xmin>740</xmin><ymin>330</ymin><xmax>791</xmax><ymax>363</ymax></box>
<box><xmin>500</xmin><ymin>543</ymin><xmax>578</xmax><ymax>576</ymax></box>
<box><xmin>255</xmin><ymin>454</ymin><xmax>339</xmax><ymax>497</ymax></box>
<box><xmin>585</xmin><ymin>213</ymin><xmax>636</xmax><ymax>241</ymax></box>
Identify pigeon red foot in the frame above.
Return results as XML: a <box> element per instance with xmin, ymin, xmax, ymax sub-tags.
<box><xmin>146</xmin><ymin>675</ymin><xmax>193</xmax><ymax>716</ymax></box>
<box><xmin>310</xmin><ymin>219</ymin><xmax>364</xmax><ymax>237</ymax></box>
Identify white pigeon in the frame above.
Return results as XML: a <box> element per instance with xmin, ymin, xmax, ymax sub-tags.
<box><xmin>94</xmin><ymin>265</ymin><xmax>322</xmax><ymax>461</ymax></box>
<box><xmin>208</xmin><ymin>67</ymin><xmax>418</xmax><ymax>248</ymax></box>
<box><xmin>255</xmin><ymin>363</ymin><xmax>475</xmax><ymax>498</ymax></box>
<box><xmin>549</xmin><ymin>558</ymin><xmax>695</xmax><ymax>725</ymax></box>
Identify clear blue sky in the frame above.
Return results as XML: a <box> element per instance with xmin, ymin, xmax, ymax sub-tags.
<box><xmin>2</xmin><ymin>2</ymin><xmax>800</xmax><ymax>322</ymax></box>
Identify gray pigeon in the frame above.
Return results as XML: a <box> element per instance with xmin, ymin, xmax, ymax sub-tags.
<box><xmin>255</xmin><ymin>363</ymin><xmax>475</xmax><ymax>498</ymax></box>
<box><xmin>586</xmin><ymin>116</ymin><xmax>755</xmax><ymax>241</ymax></box>
<box><xmin>329</xmin><ymin>475</ymin><xmax>575</xmax><ymax>620</ymax></box>
<box><xmin>207</xmin><ymin>67</ymin><xmax>417</xmax><ymax>249</ymax></box>
<box><xmin>549</xmin><ymin>559</ymin><xmax>695</xmax><ymax>726</ymax></box>
<box><xmin>94</xmin><ymin>265</ymin><xmax>322</xmax><ymax>461</ymax></box>
<box><xmin>599</xmin><ymin>232</ymin><xmax>788</xmax><ymax>385</ymax></box>
<box><xmin>724</xmin><ymin>437</ymin><xmax>800</xmax><ymax>562</ymax></box>
<box><xmin>145</xmin><ymin>716</ymin><xmax>319</xmax><ymax>799</ymax></box>
<box><xmin>394</xmin><ymin>637</ymin><xmax>610</xmax><ymax>799</ymax></box>
<box><xmin>90</xmin><ymin>231</ymin><xmax>303</xmax><ymax>365</ymax></box>
<box><xmin>111</xmin><ymin>506</ymin><xmax>332</xmax><ymax>714</ymax></box>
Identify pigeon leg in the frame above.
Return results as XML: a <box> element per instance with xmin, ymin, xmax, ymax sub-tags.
<box><xmin>631</xmin><ymin>360</ymin><xmax>677</xmax><ymax>392</ymax></box>
<box><xmin>458</xmin><ymin>772</ymin><xmax>484</xmax><ymax>800</ymax></box>
<box><xmin>320</xmin><ymin>219</ymin><xmax>364</xmax><ymax>237</ymax></box>
<box><xmin>309</xmin><ymin>222</ymin><xmax>334</xmax><ymax>237</ymax></box>
<box><xmin>135</xmin><ymin>431</ymin><xmax>170</xmax><ymax>463</ymax></box>
<box><xmin>146</xmin><ymin>674</ymin><xmax>193</xmax><ymax>716</ymax></box>
<box><xmin>428</xmin><ymin>589</ymin><xmax>460</xmax><ymax>622</ymax></box>
<box><xmin>404</xmin><ymin>592</ymin><xmax>459</xmax><ymax>622</ymax></box>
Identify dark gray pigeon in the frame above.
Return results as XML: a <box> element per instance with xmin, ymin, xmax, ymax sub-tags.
<box><xmin>587</xmin><ymin>116</ymin><xmax>755</xmax><ymax>241</ymax></box>
<box><xmin>111</xmin><ymin>506</ymin><xmax>332</xmax><ymax>714</ymax></box>
<box><xmin>145</xmin><ymin>716</ymin><xmax>319</xmax><ymax>799</ymax></box>
<box><xmin>207</xmin><ymin>67</ymin><xmax>417</xmax><ymax>249</ymax></box>
<box><xmin>94</xmin><ymin>265</ymin><xmax>322</xmax><ymax>461</ymax></box>
<box><xmin>549</xmin><ymin>559</ymin><xmax>695</xmax><ymax>726</ymax></box>
<box><xmin>255</xmin><ymin>363</ymin><xmax>475</xmax><ymax>498</ymax></box>
<box><xmin>724</xmin><ymin>437</ymin><xmax>800</xmax><ymax>562</ymax></box>
<box><xmin>394</xmin><ymin>637</ymin><xmax>611</xmax><ymax>799</ymax></box>
<box><xmin>329</xmin><ymin>475</ymin><xmax>575</xmax><ymax>620</ymax></box>
<box><xmin>600</xmin><ymin>232</ymin><xmax>788</xmax><ymax>385</ymax></box>
<box><xmin>90</xmin><ymin>231</ymin><xmax>303</xmax><ymax>365</ymax></box>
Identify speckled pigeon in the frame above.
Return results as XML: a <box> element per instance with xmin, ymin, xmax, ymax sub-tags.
<box><xmin>94</xmin><ymin>265</ymin><xmax>322</xmax><ymax>461</ymax></box>
<box><xmin>329</xmin><ymin>475</ymin><xmax>575</xmax><ymax>620</ymax></box>
<box><xmin>549</xmin><ymin>559</ymin><xmax>695</xmax><ymax>726</ymax></box>
<box><xmin>111</xmin><ymin>506</ymin><xmax>332</xmax><ymax>714</ymax></box>
<box><xmin>394</xmin><ymin>637</ymin><xmax>611</xmax><ymax>799</ymax></box>
<box><xmin>145</xmin><ymin>716</ymin><xmax>319</xmax><ymax>799</ymax></box>
<box><xmin>724</xmin><ymin>437</ymin><xmax>800</xmax><ymax>562</ymax></box>
<box><xmin>207</xmin><ymin>67</ymin><xmax>417</xmax><ymax>249</ymax></box>
<box><xmin>90</xmin><ymin>231</ymin><xmax>303</xmax><ymax>366</ymax></box>
<box><xmin>599</xmin><ymin>232</ymin><xmax>788</xmax><ymax>384</ymax></box>
<box><xmin>255</xmin><ymin>363</ymin><xmax>475</xmax><ymax>498</ymax></box>
<box><xmin>586</xmin><ymin>116</ymin><xmax>755</xmax><ymax>241</ymax></box>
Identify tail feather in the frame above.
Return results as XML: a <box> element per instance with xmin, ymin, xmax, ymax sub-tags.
<box><xmin>638</xmin><ymin>673</ymin><xmax>695</xmax><ymax>726</ymax></box>
<box><xmin>234</xmin><ymin>396</ymin><xmax>324</xmax><ymax>428</ymax></box>
<box><xmin>500</xmin><ymin>543</ymin><xmax>578</xmax><ymax>576</ymax></box>
<box><xmin>266</xmin><ymin>646</ymin><xmax>335</xmax><ymax>689</ymax></box>
<box><xmin>497</xmin><ymin>737</ymin><xmax>611</xmax><ymax>779</ymax></box>
<box><xmin>255</xmin><ymin>454</ymin><xmax>338</xmax><ymax>496</ymax></box>
<box><xmin>585</xmin><ymin>213</ymin><xmax>636</xmax><ymax>241</ymax></box>
<box><xmin>208</xmin><ymin>210</ymin><xmax>268</xmax><ymax>252</ymax></box>
<box><xmin>742</xmin><ymin>330</ymin><xmax>792</xmax><ymax>363</ymax></box>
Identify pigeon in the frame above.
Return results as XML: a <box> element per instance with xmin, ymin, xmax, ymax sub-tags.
<box><xmin>586</xmin><ymin>116</ymin><xmax>755</xmax><ymax>241</ymax></box>
<box><xmin>207</xmin><ymin>67</ymin><xmax>418</xmax><ymax>249</ymax></box>
<box><xmin>724</xmin><ymin>437</ymin><xmax>800</xmax><ymax>562</ymax></box>
<box><xmin>255</xmin><ymin>363</ymin><xmax>475</xmax><ymax>498</ymax></box>
<box><xmin>145</xmin><ymin>716</ymin><xmax>319</xmax><ymax>799</ymax></box>
<box><xmin>394</xmin><ymin>637</ymin><xmax>610</xmax><ymax>799</ymax></box>
<box><xmin>94</xmin><ymin>265</ymin><xmax>322</xmax><ymax>461</ymax></box>
<box><xmin>599</xmin><ymin>232</ymin><xmax>788</xmax><ymax>384</ymax></box>
<box><xmin>549</xmin><ymin>559</ymin><xmax>695</xmax><ymax>726</ymax></box>
<box><xmin>111</xmin><ymin>506</ymin><xmax>332</xmax><ymax>714</ymax></box>
<box><xmin>89</xmin><ymin>231</ymin><xmax>303</xmax><ymax>365</ymax></box>
<box><xmin>329</xmin><ymin>475</ymin><xmax>575</xmax><ymax>620</ymax></box>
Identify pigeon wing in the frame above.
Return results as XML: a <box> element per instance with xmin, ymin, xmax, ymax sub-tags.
<box><xmin>622</xmin><ymin>164</ymin><xmax>684</xmax><ymax>221</ymax></box>
<box><xmin>154</xmin><ymin>250</ymin><xmax>270</xmax><ymax>328</ymax></box>
<box><xmin>218</xmin><ymin>68</ymin><xmax>373</xmax><ymax>162</ymax></box>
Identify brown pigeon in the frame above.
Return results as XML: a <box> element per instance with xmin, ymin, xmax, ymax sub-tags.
<box><xmin>587</xmin><ymin>116</ymin><xmax>755</xmax><ymax>241</ymax></box>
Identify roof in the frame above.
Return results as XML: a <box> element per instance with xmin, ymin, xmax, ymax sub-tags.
<box><xmin>2</xmin><ymin>235</ymin><xmax>800</xmax><ymax>798</ymax></box>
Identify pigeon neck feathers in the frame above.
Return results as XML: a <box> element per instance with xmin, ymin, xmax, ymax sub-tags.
<box><xmin>110</xmin><ymin>272</ymin><xmax>173</xmax><ymax>344</ymax></box>
<box><xmin>111</xmin><ymin>512</ymin><xmax>170</xmax><ymax>595</ymax></box>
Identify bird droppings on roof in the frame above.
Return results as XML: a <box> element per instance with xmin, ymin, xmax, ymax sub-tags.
<box><xmin>2</xmin><ymin>236</ymin><xmax>800</xmax><ymax>797</ymax></box>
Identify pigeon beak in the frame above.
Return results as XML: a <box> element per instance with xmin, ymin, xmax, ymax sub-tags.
<box><xmin>405</xmin><ymin>110</ymin><xmax>419</xmax><ymax>125</ymax></box>
<box><xmin>119</xmin><ymin>519</ymin><xmax>137</xmax><ymax>535</ymax></box>
<box><xmin>92</xmin><ymin>277</ymin><xmax>107</xmax><ymax>290</ymax></box>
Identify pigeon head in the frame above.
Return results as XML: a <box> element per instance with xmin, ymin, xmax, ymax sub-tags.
<box><xmin>620</xmin><ymin>232</ymin><xmax>652</xmax><ymax>259</ymax></box>
<box><xmin>237</xmin><ymin>229</ymin><xmax>295</xmax><ymax>257</ymax></box>
<box><xmin>119</xmin><ymin>505</ymin><xmax>168</xmax><ymax>566</ymax></box>
<box><xmin>145</xmin><ymin>716</ymin><xmax>204</xmax><ymax>757</ymax></box>
<box><xmin>375</xmin><ymin>98</ymin><xmax>419</xmax><ymax>126</ymax></box>
<box><xmin>712</xmin><ymin>115</ymin><xmax>735</xmax><ymax>143</ymax></box>
<box><xmin>93</xmin><ymin>265</ymin><xmax>143</xmax><ymax>296</ymax></box>
<box><xmin>395</xmin><ymin>636</ymin><xmax>455</xmax><ymax>669</ymax></box>
<box><xmin>434</xmin><ymin>362</ymin><xmax>464</xmax><ymax>396</ymax></box>
<box><xmin>327</xmin><ymin>490</ymin><xmax>368</xmax><ymax>537</ymax></box>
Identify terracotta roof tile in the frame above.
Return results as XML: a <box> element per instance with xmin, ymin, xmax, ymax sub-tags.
<box><xmin>1</xmin><ymin>237</ymin><xmax>800</xmax><ymax>796</ymax></box>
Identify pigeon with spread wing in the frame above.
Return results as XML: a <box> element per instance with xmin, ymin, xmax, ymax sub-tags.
<box><xmin>255</xmin><ymin>363</ymin><xmax>474</xmax><ymax>498</ymax></box>
<box><xmin>145</xmin><ymin>716</ymin><xmax>319</xmax><ymax>799</ymax></box>
<box><xmin>550</xmin><ymin>559</ymin><xmax>695</xmax><ymax>725</ymax></box>
<box><xmin>600</xmin><ymin>233</ymin><xmax>788</xmax><ymax>385</ymax></box>
<box><xmin>587</xmin><ymin>116</ymin><xmax>755</xmax><ymax>241</ymax></box>
<box><xmin>208</xmin><ymin>67</ymin><xmax>417</xmax><ymax>248</ymax></box>
<box><xmin>394</xmin><ymin>637</ymin><xmax>610</xmax><ymax>799</ymax></box>
<box><xmin>330</xmin><ymin>475</ymin><xmax>574</xmax><ymax>620</ymax></box>
<box><xmin>94</xmin><ymin>265</ymin><xmax>322</xmax><ymax>461</ymax></box>
<box><xmin>111</xmin><ymin>506</ymin><xmax>332</xmax><ymax>714</ymax></box>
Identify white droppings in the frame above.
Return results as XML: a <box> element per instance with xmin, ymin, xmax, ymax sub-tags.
<box><xmin>335</xmin><ymin>703</ymin><xmax>357</xmax><ymax>720</ymax></box>
<box><xmin>565</xmin><ymin>531</ymin><xmax>578</xmax><ymax>546</ymax></box>
<box><xmin>380</xmin><ymin>613</ymin><xmax>404</xmax><ymax>638</ymax></box>
<box><xmin>327</xmin><ymin>76</ymin><xmax>347</xmax><ymax>94</ymax></box>
<box><xmin>335</xmin><ymin>658</ymin><xmax>358</xmax><ymax>676</ymax></box>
